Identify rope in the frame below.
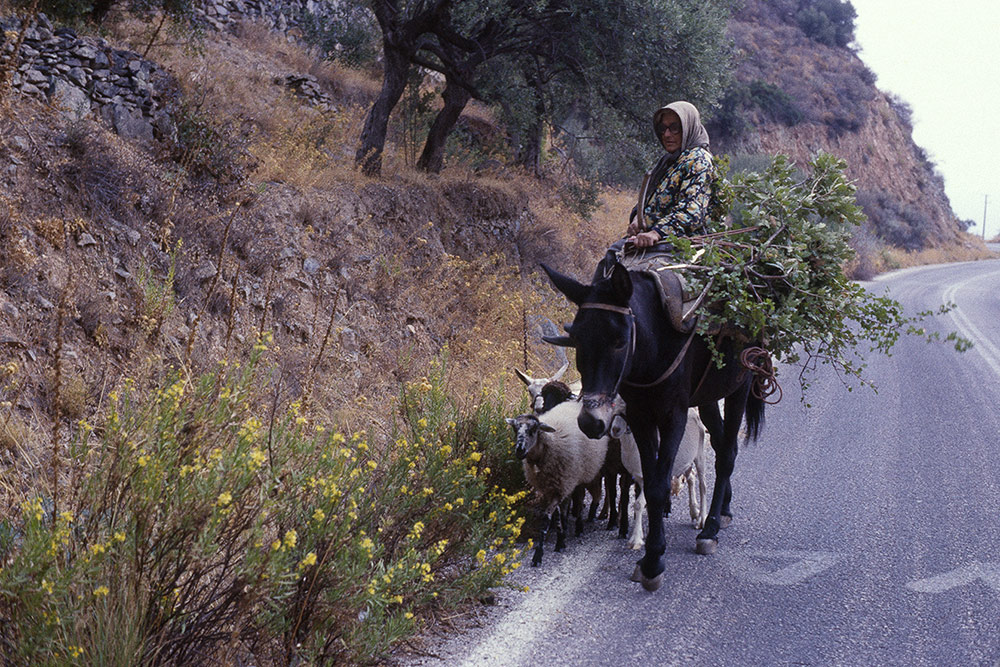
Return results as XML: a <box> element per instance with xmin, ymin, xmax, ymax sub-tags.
<box><xmin>740</xmin><ymin>346</ymin><xmax>782</xmax><ymax>404</ymax></box>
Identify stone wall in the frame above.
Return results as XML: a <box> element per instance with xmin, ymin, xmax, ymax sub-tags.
<box><xmin>1</xmin><ymin>12</ymin><xmax>177</xmax><ymax>142</ymax></box>
<box><xmin>194</xmin><ymin>0</ymin><xmax>338</xmax><ymax>35</ymax></box>
<box><xmin>0</xmin><ymin>1</ymin><xmax>342</xmax><ymax>142</ymax></box>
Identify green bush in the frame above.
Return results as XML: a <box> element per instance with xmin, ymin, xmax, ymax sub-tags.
<box><xmin>0</xmin><ymin>337</ymin><xmax>526</xmax><ymax>664</ymax></box>
<box><xmin>795</xmin><ymin>0</ymin><xmax>857</xmax><ymax>48</ymax></box>
<box><xmin>663</xmin><ymin>153</ymin><xmax>968</xmax><ymax>396</ymax></box>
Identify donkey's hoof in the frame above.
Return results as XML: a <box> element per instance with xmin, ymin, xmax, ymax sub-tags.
<box><xmin>630</xmin><ymin>564</ymin><xmax>643</xmax><ymax>583</ymax></box>
<box><xmin>641</xmin><ymin>572</ymin><xmax>664</xmax><ymax>592</ymax></box>
<box><xmin>696</xmin><ymin>538</ymin><xmax>718</xmax><ymax>555</ymax></box>
<box><xmin>720</xmin><ymin>514</ymin><xmax>733</xmax><ymax>529</ymax></box>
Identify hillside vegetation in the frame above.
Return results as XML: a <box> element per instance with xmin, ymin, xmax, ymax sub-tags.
<box><xmin>0</xmin><ymin>0</ymin><xmax>992</xmax><ymax>662</ymax></box>
<box><xmin>708</xmin><ymin>0</ymin><xmax>990</xmax><ymax>272</ymax></box>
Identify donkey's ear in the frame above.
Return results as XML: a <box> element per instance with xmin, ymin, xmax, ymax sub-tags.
<box><xmin>541</xmin><ymin>264</ymin><xmax>589</xmax><ymax>305</ymax></box>
<box><xmin>542</xmin><ymin>335</ymin><xmax>576</xmax><ymax>348</ymax></box>
<box><xmin>609</xmin><ymin>263</ymin><xmax>633</xmax><ymax>304</ymax></box>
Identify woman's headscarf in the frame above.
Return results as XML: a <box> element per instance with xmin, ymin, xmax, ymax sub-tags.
<box><xmin>645</xmin><ymin>101</ymin><xmax>711</xmax><ymax>202</ymax></box>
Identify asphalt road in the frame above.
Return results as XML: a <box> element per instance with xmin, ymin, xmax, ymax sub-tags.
<box><xmin>409</xmin><ymin>259</ymin><xmax>1000</xmax><ymax>667</ymax></box>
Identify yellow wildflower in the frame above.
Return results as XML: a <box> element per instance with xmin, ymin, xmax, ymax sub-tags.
<box><xmin>299</xmin><ymin>552</ymin><xmax>318</xmax><ymax>569</ymax></box>
<box><xmin>312</xmin><ymin>508</ymin><xmax>326</xmax><ymax>523</ymax></box>
<box><xmin>217</xmin><ymin>492</ymin><xmax>232</xmax><ymax>507</ymax></box>
<box><xmin>248</xmin><ymin>448</ymin><xmax>267</xmax><ymax>468</ymax></box>
<box><xmin>94</xmin><ymin>586</ymin><xmax>109</xmax><ymax>597</ymax></box>
<box><xmin>283</xmin><ymin>530</ymin><xmax>298</xmax><ymax>549</ymax></box>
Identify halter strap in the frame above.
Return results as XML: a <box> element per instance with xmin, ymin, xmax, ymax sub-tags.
<box><xmin>578</xmin><ymin>302</ymin><xmax>635</xmax><ymax>395</ymax></box>
<box><xmin>579</xmin><ymin>302</ymin><xmax>632</xmax><ymax>315</ymax></box>
<box><xmin>622</xmin><ymin>325</ymin><xmax>696</xmax><ymax>389</ymax></box>
<box><xmin>577</xmin><ymin>302</ymin><xmax>696</xmax><ymax>391</ymax></box>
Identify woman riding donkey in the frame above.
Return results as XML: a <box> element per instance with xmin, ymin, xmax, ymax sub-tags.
<box><xmin>544</xmin><ymin>101</ymin><xmax>766</xmax><ymax>590</ymax></box>
<box><xmin>626</xmin><ymin>100</ymin><xmax>716</xmax><ymax>250</ymax></box>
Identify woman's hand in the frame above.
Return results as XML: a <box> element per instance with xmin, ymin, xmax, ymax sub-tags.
<box><xmin>626</xmin><ymin>220</ymin><xmax>640</xmax><ymax>236</ymax></box>
<box><xmin>627</xmin><ymin>231</ymin><xmax>660</xmax><ymax>248</ymax></box>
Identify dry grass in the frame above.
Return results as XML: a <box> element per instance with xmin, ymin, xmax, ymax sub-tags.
<box><xmin>879</xmin><ymin>232</ymin><xmax>997</xmax><ymax>271</ymax></box>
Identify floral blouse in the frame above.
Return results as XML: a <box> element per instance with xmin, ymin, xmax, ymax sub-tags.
<box><xmin>643</xmin><ymin>146</ymin><xmax>714</xmax><ymax>238</ymax></box>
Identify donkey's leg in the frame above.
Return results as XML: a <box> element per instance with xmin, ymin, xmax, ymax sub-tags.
<box><xmin>696</xmin><ymin>386</ymin><xmax>749</xmax><ymax>554</ymax></box>
<box><xmin>634</xmin><ymin>406</ymin><xmax>685</xmax><ymax>591</ymax></box>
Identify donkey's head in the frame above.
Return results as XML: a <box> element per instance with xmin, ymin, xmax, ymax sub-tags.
<box><xmin>540</xmin><ymin>261</ymin><xmax>634</xmax><ymax>439</ymax></box>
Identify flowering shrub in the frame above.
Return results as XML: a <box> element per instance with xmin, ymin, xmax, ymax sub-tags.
<box><xmin>0</xmin><ymin>337</ymin><xmax>525</xmax><ymax>664</ymax></box>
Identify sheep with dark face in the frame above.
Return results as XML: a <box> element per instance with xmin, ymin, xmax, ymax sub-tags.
<box><xmin>506</xmin><ymin>400</ymin><xmax>608</xmax><ymax>566</ymax></box>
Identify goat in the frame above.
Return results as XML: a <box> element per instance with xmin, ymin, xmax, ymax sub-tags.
<box><xmin>506</xmin><ymin>400</ymin><xmax>608</xmax><ymax>566</ymax></box>
<box><xmin>516</xmin><ymin>368</ymin><xmax>625</xmax><ymax>526</ymax></box>
<box><xmin>610</xmin><ymin>406</ymin><xmax>708</xmax><ymax>552</ymax></box>
<box><xmin>514</xmin><ymin>362</ymin><xmax>579</xmax><ymax>412</ymax></box>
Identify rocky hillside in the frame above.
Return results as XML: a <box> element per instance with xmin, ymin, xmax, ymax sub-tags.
<box><xmin>708</xmin><ymin>0</ymin><xmax>968</xmax><ymax>252</ymax></box>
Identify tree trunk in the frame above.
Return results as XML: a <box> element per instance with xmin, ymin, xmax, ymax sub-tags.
<box><xmin>417</xmin><ymin>78</ymin><xmax>471</xmax><ymax>174</ymax></box>
<box><xmin>517</xmin><ymin>75</ymin><xmax>547</xmax><ymax>176</ymax></box>
<box><xmin>355</xmin><ymin>44</ymin><xmax>410</xmax><ymax>177</ymax></box>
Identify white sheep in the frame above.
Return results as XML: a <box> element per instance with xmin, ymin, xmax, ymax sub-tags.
<box><xmin>506</xmin><ymin>400</ymin><xmax>608</xmax><ymax>566</ymax></box>
<box><xmin>610</xmin><ymin>406</ymin><xmax>708</xmax><ymax>552</ymax></box>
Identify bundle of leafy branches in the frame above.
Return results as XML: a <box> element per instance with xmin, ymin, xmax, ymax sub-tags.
<box><xmin>659</xmin><ymin>152</ymin><xmax>967</xmax><ymax>395</ymax></box>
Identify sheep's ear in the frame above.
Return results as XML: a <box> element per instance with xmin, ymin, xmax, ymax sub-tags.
<box><xmin>538</xmin><ymin>422</ymin><xmax>556</xmax><ymax>433</ymax></box>
<box><xmin>541</xmin><ymin>263</ymin><xmax>589</xmax><ymax>305</ymax></box>
<box><xmin>513</xmin><ymin>368</ymin><xmax>531</xmax><ymax>386</ymax></box>
<box><xmin>542</xmin><ymin>335</ymin><xmax>575</xmax><ymax>348</ymax></box>
<box><xmin>505</xmin><ymin>417</ymin><xmax>516</xmax><ymax>426</ymax></box>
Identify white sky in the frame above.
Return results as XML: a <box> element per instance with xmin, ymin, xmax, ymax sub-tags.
<box><xmin>848</xmin><ymin>0</ymin><xmax>1000</xmax><ymax>238</ymax></box>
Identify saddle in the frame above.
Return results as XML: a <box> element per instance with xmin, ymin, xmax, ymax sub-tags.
<box><xmin>602</xmin><ymin>241</ymin><xmax>742</xmax><ymax>339</ymax></box>
<box><xmin>620</xmin><ymin>249</ymin><xmax>700</xmax><ymax>333</ymax></box>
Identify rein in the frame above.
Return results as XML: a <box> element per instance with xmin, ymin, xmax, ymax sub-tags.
<box><xmin>623</xmin><ymin>326</ymin><xmax>696</xmax><ymax>389</ymax></box>
<box><xmin>578</xmin><ymin>302</ymin><xmax>696</xmax><ymax>391</ymax></box>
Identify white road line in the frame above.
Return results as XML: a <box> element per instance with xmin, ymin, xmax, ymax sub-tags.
<box><xmin>457</xmin><ymin>545</ymin><xmax>607</xmax><ymax>666</ymax></box>
<box><xmin>906</xmin><ymin>562</ymin><xmax>1000</xmax><ymax>594</ymax></box>
<box><xmin>943</xmin><ymin>271</ymin><xmax>1000</xmax><ymax>381</ymax></box>
<box><xmin>722</xmin><ymin>550</ymin><xmax>841</xmax><ymax>586</ymax></box>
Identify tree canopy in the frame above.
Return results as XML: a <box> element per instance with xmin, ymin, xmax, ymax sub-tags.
<box><xmin>353</xmin><ymin>0</ymin><xmax>735</xmax><ymax>180</ymax></box>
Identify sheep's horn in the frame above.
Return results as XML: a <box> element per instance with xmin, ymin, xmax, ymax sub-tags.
<box><xmin>551</xmin><ymin>360</ymin><xmax>569</xmax><ymax>382</ymax></box>
<box><xmin>514</xmin><ymin>368</ymin><xmax>532</xmax><ymax>386</ymax></box>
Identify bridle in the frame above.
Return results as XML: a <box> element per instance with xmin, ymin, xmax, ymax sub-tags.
<box><xmin>577</xmin><ymin>301</ymin><xmax>697</xmax><ymax>393</ymax></box>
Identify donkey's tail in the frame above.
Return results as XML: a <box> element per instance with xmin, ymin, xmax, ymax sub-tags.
<box><xmin>744</xmin><ymin>391</ymin><xmax>766</xmax><ymax>443</ymax></box>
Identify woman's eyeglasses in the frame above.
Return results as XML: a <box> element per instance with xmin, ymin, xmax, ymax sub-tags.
<box><xmin>657</xmin><ymin>121</ymin><xmax>682</xmax><ymax>136</ymax></box>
